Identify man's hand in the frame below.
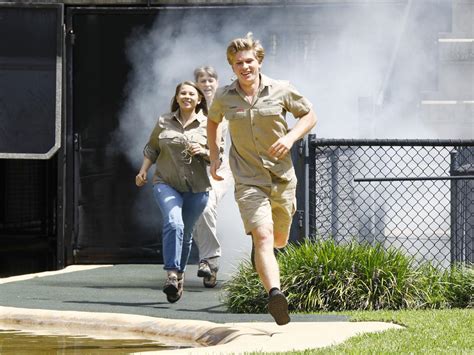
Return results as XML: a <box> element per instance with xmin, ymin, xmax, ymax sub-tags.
<box><xmin>268</xmin><ymin>135</ymin><xmax>294</xmax><ymax>160</ymax></box>
<box><xmin>210</xmin><ymin>159</ymin><xmax>224</xmax><ymax>181</ymax></box>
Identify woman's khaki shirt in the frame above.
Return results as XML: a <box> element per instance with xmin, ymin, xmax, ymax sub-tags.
<box><xmin>143</xmin><ymin>110</ymin><xmax>211</xmax><ymax>193</ymax></box>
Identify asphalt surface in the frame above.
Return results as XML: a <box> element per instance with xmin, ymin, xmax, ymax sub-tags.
<box><xmin>0</xmin><ymin>264</ymin><xmax>348</xmax><ymax>324</ymax></box>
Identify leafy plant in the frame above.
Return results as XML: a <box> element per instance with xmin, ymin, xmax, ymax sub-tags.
<box><xmin>220</xmin><ymin>260</ymin><xmax>267</xmax><ymax>313</ymax></box>
<box><xmin>222</xmin><ymin>238</ymin><xmax>473</xmax><ymax>313</ymax></box>
<box><xmin>443</xmin><ymin>263</ymin><xmax>474</xmax><ymax>308</ymax></box>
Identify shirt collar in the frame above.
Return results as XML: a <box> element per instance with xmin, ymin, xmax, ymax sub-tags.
<box><xmin>228</xmin><ymin>73</ymin><xmax>273</xmax><ymax>94</ymax></box>
<box><xmin>171</xmin><ymin>109</ymin><xmax>206</xmax><ymax>125</ymax></box>
<box><xmin>171</xmin><ymin>109</ymin><xmax>181</xmax><ymax>121</ymax></box>
<box><xmin>259</xmin><ymin>74</ymin><xmax>273</xmax><ymax>89</ymax></box>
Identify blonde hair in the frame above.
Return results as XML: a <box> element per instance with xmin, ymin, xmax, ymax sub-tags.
<box><xmin>193</xmin><ymin>66</ymin><xmax>218</xmax><ymax>81</ymax></box>
<box><xmin>170</xmin><ymin>81</ymin><xmax>208</xmax><ymax>115</ymax></box>
<box><xmin>226</xmin><ymin>32</ymin><xmax>265</xmax><ymax>65</ymax></box>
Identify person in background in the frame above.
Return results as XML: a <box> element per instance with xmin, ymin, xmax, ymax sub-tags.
<box><xmin>136</xmin><ymin>81</ymin><xmax>210</xmax><ymax>303</ymax></box>
<box><xmin>207</xmin><ymin>34</ymin><xmax>317</xmax><ymax>325</ymax></box>
<box><xmin>192</xmin><ymin>66</ymin><xmax>234</xmax><ymax>288</ymax></box>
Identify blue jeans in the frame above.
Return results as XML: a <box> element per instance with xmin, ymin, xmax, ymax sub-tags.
<box><xmin>153</xmin><ymin>183</ymin><xmax>209</xmax><ymax>273</ymax></box>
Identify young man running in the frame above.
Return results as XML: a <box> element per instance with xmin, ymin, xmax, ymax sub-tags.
<box><xmin>207</xmin><ymin>34</ymin><xmax>317</xmax><ymax>325</ymax></box>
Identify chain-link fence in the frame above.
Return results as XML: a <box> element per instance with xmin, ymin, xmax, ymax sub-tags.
<box><xmin>307</xmin><ymin>136</ymin><xmax>474</xmax><ymax>267</ymax></box>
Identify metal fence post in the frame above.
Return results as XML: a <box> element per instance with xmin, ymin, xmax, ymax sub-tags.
<box><xmin>450</xmin><ymin>149</ymin><xmax>460</xmax><ymax>263</ymax></box>
<box><xmin>289</xmin><ymin>138</ymin><xmax>307</xmax><ymax>243</ymax></box>
<box><xmin>330</xmin><ymin>148</ymin><xmax>339</xmax><ymax>242</ymax></box>
<box><xmin>308</xmin><ymin>134</ymin><xmax>317</xmax><ymax>239</ymax></box>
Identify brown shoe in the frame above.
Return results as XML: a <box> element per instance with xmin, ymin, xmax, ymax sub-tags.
<box><xmin>174</xmin><ymin>276</ymin><xmax>184</xmax><ymax>302</ymax></box>
<box><xmin>268</xmin><ymin>289</ymin><xmax>290</xmax><ymax>325</ymax></box>
<box><xmin>163</xmin><ymin>275</ymin><xmax>181</xmax><ymax>303</ymax></box>
<box><xmin>203</xmin><ymin>269</ymin><xmax>217</xmax><ymax>288</ymax></box>
<box><xmin>197</xmin><ymin>260</ymin><xmax>212</xmax><ymax>278</ymax></box>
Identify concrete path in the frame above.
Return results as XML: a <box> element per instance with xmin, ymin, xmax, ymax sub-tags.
<box><xmin>0</xmin><ymin>265</ymin><xmax>404</xmax><ymax>353</ymax></box>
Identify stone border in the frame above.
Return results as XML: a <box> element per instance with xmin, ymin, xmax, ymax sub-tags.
<box><xmin>0</xmin><ymin>306</ymin><xmax>257</xmax><ymax>348</ymax></box>
<box><xmin>0</xmin><ymin>306</ymin><xmax>404</xmax><ymax>354</ymax></box>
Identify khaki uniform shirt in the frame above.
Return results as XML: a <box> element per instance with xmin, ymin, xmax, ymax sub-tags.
<box><xmin>143</xmin><ymin>110</ymin><xmax>211</xmax><ymax>193</ymax></box>
<box><xmin>208</xmin><ymin>74</ymin><xmax>312</xmax><ymax>186</ymax></box>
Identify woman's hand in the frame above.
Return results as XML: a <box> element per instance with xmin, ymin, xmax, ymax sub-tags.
<box><xmin>187</xmin><ymin>142</ymin><xmax>206</xmax><ymax>156</ymax></box>
<box><xmin>135</xmin><ymin>171</ymin><xmax>148</xmax><ymax>187</ymax></box>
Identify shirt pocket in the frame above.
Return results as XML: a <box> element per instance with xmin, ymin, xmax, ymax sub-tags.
<box><xmin>257</xmin><ymin>106</ymin><xmax>282</xmax><ymax>117</ymax></box>
<box><xmin>226</xmin><ymin>110</ymin><xmax>250</xmax><ymax>141</ymax></box>
<box><xmin>226</xmin><ymin>110</ymin><xmax>247</xmax><ymax>120</ymax></box>
<box><xmin>158</xmin><ymin>130</ymin><xmax>186</xmax><ymax>149</ymax></box>
<box><xmin>158</xmin><ymin>130</ymin><xmax>181</xmax><ymax>140</ymax></box>
<box><xmin>185</xmin><ymin>130</ymin><xmax>207</xmax><ymax>146</ymax></box>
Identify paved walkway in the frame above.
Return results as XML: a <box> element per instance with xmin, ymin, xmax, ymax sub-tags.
<box><xmin>0</xmin><ymin>265</ymin><xmax>403</xmax><ymax>353</ymax></box>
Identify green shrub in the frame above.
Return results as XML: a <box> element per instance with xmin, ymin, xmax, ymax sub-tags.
<box><xmin>415</xmin><ymin>263</ymin><xmax>474</xmax><ymax>309</ymax></box>
<box><xmin>222</xmin><ymin>238</ymin><xmax>474</xmax><ymax>313</ymax></box>
<box><xmin>415</xmin><ymin>263</ymin><xmax>451</xmax><ymax>308</ymax></box>
<box><xmin>220</xmin><ymin>260</ymin><xmax>267</xmax><ymax>313</ymax></box>
<box><xmin>443</xmin><ymin>264</ymin><xmax>474</xmax><ymax>308</ymax></box>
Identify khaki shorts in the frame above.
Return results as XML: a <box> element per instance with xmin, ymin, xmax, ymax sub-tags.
<box><xmin>234</xmin><ymin>177</ymin><xmax>297</xmax><ymax>236</ymax></box>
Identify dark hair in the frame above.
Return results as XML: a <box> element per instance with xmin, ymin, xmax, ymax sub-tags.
<box><xmin>170</xmin><ymin>81</ymin><xmax>208</xmax><ymax>115</ymax></box>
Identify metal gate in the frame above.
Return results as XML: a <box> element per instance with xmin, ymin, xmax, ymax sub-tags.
<box><xmin>306</xmin><ymin>136</ymin><xmax>474</xmax><ymax>267</ymax></box>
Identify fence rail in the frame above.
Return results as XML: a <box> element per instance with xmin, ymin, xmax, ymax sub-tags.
<box><xmin>307</xmin><ymin>135</ymin><xmax>474</xmax><ymax>267</ymax></box>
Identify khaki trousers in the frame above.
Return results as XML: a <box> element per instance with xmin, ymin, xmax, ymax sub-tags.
<box><xmin>193</xmin><ymin>157</ymin><xmax>234</xmax><ymax>265</ymax></box>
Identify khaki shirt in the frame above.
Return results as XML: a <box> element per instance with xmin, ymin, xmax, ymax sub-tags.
<box><xmin>143</xmin><ymin>110</ymin><xmax>211</xmax><ymax>193</ymax></box>
<box><xmin>208</xmin><ymin>74</ymin><xmax>312</xmax><ymax>186</ymax></box>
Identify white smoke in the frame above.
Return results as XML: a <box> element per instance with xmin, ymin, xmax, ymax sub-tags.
<box><xmin>116</xmin><ymin>1</ymin><xmax>464</xmax><ymax>275</ymax></box>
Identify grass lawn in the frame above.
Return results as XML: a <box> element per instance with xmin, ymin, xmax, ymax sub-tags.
<box><xmin>251</xmin><ymin>309</ymin><xmax>474</xmax><ymax>354</ymax></box>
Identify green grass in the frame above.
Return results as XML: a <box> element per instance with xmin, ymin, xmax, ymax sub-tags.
<box><xmin>246</xmin><ymin>309</ymin><xmax>474</xmax><ymax>354</ymax></box>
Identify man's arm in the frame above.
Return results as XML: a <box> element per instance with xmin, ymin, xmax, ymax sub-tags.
<box><xmin>207</xmin><ymin>118</ymin><xmax>223</xmax><ymax>180</ymax></box>
<box><xmin>268</xmin><ymin>109</ymin><xmax>317</xmax><ymax>160</ymax></box>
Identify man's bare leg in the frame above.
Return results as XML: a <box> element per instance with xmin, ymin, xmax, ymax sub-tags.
<box><xmin>252</xmin><ymin>224</ymin><xmax>280</xmax><ymax>292</ymax></box>
<box><xmin>251</xmin><ymin>224</ymin><xmax>290</xmax><ymax>325</ymax></box>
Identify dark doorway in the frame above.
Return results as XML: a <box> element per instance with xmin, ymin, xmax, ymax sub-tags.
<box><xmin>70</xmin><ymin>12</ymin><xmax>162</xmax><ymax>263</ymax></box>
<box><xmin>67</xmin><ymin>6</ymin><xmax>290</xmax><ymax>264</ymax></box>
<box><xmin>66</xmin><ymin>4</ymin><xmax>346</xmax><ymax>264</ymax></box>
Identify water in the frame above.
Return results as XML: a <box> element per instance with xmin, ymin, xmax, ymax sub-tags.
<box><xmin>0</xmin><ymin>329</ymin><xmax>193</xmax><ymax>354</ymax></box>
